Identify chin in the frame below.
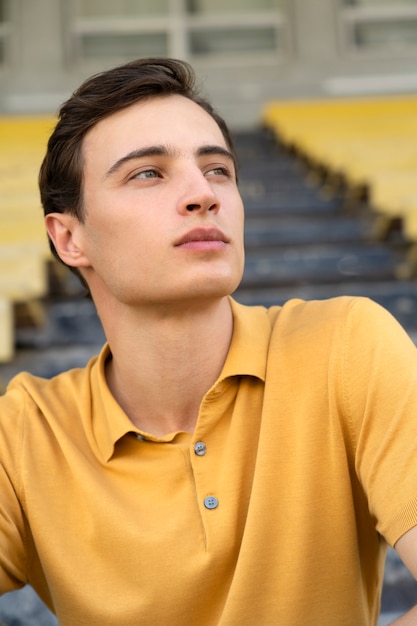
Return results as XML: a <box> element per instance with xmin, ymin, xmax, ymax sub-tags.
<box><xmin>194</xmin><ymin>275</ymin><xmax>243</xmax><ymax>301</ymax></box>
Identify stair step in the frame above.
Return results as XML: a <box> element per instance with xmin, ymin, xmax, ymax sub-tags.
<box><xmin>15</xmin><ymin>298</ymin><xmax>105</xmax><ymax>349</ymax></box>
<box><xmin>234</xmin><ymin>279</ymin><xmax>417</xmax><ymax>334</ymax></box>
<box><xmin>243</xmin><ymin>194</ymin><xmax>342</xmax><ymax>216</ymax></box>
<box><xmin>241</xmin><ymin>244</ymin><xmax>399</xmax><ymax>288</ymax></box>
<box><xmin>244</xmin><ymin>215</ymin><xmax>375</xmax><ymax>247</ymax></box>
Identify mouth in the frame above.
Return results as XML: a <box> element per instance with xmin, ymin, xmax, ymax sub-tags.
<box><xmin>174</xmin><ymin>227</ymin><xmax>229</xmax><ymax>247</ymax></box>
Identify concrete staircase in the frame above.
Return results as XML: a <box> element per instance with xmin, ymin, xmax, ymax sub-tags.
<box><xmin>234</xmin><ymin>128</ymin><xmax>417</xmax><ymax>341</ymax></box>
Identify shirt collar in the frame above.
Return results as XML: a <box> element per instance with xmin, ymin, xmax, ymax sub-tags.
<box><xmin>219</xmin><ymin>297</ymin><xmax>272</xmax><ymax>382</ymax></box>
<box><xmin>91</xmin><ymin>298</ymin><xmax>274</xmax><ymax>462</ymax></box>
<box><xmin>90</xmin><ymin>345</ymin><xmax>138</xmax><ymax>462</ymax></box>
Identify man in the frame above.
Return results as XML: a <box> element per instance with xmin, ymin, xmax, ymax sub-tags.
<box><xmin>0</xmin><ymin>57</ymin><xmax>416</xmax><ymax>625</ymax></box>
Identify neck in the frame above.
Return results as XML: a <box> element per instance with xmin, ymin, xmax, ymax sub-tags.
<box><xmin>99</xmin><ymin>297</ymin><xmax>234</xmax><ymax>436</ymax></box>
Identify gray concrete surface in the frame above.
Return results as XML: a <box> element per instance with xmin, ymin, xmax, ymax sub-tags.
<box><xmin>0</xmin><ymin>586</ymin><xmax>57</xmax><ymax>625</ymax></box>
<box><xmin>0</xmin><ymin>585</ymin><xmax>408</xmax><ymax>625</ymax></box>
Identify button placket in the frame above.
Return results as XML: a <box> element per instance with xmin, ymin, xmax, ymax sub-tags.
<box><xmin>194</xmin><ymin>386</ymin><xmax>227</xmax><ymax>518</ymax></box>
<box><xmin>193</xmin><ymin>440</ymin><xmax>219</xmax><ymax>510</ymax></box>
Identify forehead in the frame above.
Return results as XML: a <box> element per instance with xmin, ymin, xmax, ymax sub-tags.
<box><xmin>83</xmin><ymin>94</ymin><xmax>228</xmax><ymax>163</ymax></box>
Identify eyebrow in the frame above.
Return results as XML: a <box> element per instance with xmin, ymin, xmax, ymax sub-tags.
<box><xmin>104</xmin><ymin>144</ymin><xmax>236</xmax><ymax>179</ymax></box>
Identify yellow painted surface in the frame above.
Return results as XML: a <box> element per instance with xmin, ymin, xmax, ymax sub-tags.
<box><xmin>263</xmin><ymin>95</ymin><xmax>417</xmax><ymax>234</ymax></box>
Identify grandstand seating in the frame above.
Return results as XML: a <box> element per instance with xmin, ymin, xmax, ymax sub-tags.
<box><xmin>262</xmin><ymin>95</ymin><xmax>417</xmax><ymax>258</ymax></box>
<box><xmin>0</xmin><ymin>123</ymin><xmax>391</xmax><ymax>365</ymax></box>
<box><xmin>0</xmin><ymin>116</ymin><xmax>55</xmax><ymax>361</ymax></box>
<box><xmin>2</xmin><ymin>99</ymin><xmax>417</xmax><ymax>365</ymax></box>
<box><xmin>233</xmin><ymin>129</ymin><xmax>417</xmax><ymax>341</ymax></box>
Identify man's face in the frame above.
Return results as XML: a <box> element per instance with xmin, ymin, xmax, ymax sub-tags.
<box><xmin>75</xmin><ymin>94</ymin><xmax>245</xmax><ymax>309</ymax></box>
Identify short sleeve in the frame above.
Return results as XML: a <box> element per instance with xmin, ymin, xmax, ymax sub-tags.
<box><xmin>343</xmin><ymin>298</ymin><xmax>417</xmax><ymax>546</ymax></box>
<box><xmin>0</xmin><ymin>387</ymin><xmax>29</xmax><ymax>592</ymax></box>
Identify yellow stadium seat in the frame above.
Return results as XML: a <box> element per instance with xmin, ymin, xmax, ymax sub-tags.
<box><xmin>0</xmin><ymin>297</ymin><xmax>13</xmax><ymax>363</ymax></box>
<box><xmin>262</xmin><ymin>95</ymin><xmax>417</xmax><ymax>243</ymax></box>
<box><xmin>0</xmin><ymin>116</ymin><xmax>56</xmax><ymax>361</ymax></box>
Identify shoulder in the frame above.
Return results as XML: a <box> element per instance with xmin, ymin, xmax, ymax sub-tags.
<box><xmin>4</xmin><ymin>364</ymin><xmax>89</xmax><ymax>403</ymax></box>
<box><xmin>231</xmin><ymin>295</ymin><xmax>405</xmax><ymax>354</ymax></box>
<box><xmin>266</xmin><ymin>295</ymin><xmax>383</xmax><ymax>339</ymax></box>
<box><xmin>0</xmin><ymin>353</ymin><xmax>100</xmax><ymax>435</ymax></box>
<box><xmin>269</xmin><ymin>294</ymin><xmax>381</xmax><ymax>323</ymax></box>
<box><xmin>268</xmin><ymin>294</ymin><xmax>407</xmax><ymax>338</ymax></box>
<box><xmin>265</xmin><ymin>295</ymin><xmax>416</xmax><ymax>369</ymax></box>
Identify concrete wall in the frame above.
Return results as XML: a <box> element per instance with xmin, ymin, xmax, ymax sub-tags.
<box><xmin>2</xmin><ymin>0</ymin><xmax>417</xmax><ymax>127</ymax></box>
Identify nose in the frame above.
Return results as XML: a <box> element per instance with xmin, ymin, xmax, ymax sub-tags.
<box><xmin>177</xmin><ymin>167</ymin><xmax>220</xmax><ymax>215</ymax></box>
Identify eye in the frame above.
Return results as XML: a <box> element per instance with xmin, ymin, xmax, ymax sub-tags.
<box><xmin>205</xmin><ymin>165</ymin><xmax>231</xmax><ymax>178</ymax></box>
<box><xmin>132</xmin><ymin>168</ymin><xmax>160</xmax><ymax>180</ymax></box>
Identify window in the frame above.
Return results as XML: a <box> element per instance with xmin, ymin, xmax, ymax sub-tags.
<box><xmin>64</xmin><ymin>0</ymin><xmax>289</xmax><ymax>66</ymax></box>
<box><xmin>65</xmin><ymin>1</ymin><xmax>171</xmax><ymax>61</ymax></box>
<box><xmin>186</xmin><ymin>0</ymin><xmax>284</xmax><ymax>59</ymax></box>
<box><xmin>340</xmin><ymin>0</ymin><xmax>417</xmax><ymax>54</ymax></box>
<box><xmin>0</xmin><ymin>0</ymin><xmax>10</xmax><ymax>66</ymax></box>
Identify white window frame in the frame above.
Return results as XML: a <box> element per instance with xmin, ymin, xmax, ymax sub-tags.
<box><xmin>62</xmin><ymin>0</ymin><xmax>292</xmax><ymax>69</ymax></box>
<box><xmin>0</xmin><ymin>0</ymin><xmax>11</xmax><ymax>68</ymax></box>
<box><xmin>338</xmin><ymin>1</ymin><xmax>417</xmax><ymax>58</ymax></box>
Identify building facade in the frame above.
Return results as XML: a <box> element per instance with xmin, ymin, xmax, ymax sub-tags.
<box><xmin>1</xmin><ymin>0</ymin><xmax>417</xmax><ymax>127</ymax></box>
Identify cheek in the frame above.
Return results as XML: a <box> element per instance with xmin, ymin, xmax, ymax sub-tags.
<box><xmin>96</xmin><ymin>219</ymin><xmax>161</xmax><ymax>278</ymax></box>
<box><xmin>232</xmin><ymin>197</ymin><xmax>245</xmax><ymax>236</ymax></box>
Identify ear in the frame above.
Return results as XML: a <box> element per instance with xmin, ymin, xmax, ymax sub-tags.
<box><xmin>45</xmin><ymin>213</ymin><xmax>90</xmax><ymax>268</ymax></box>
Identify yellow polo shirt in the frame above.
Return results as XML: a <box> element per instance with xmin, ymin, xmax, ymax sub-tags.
<box><xmin>1</xmin><ymin>296</ymin><xmax>417</xmax><ymax>625</ymax></box>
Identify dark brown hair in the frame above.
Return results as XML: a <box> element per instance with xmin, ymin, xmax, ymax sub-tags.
<box><xmin>39</xmin><ymin>57</ymin><xmax>237</xmax><ymax>271</ymax></box>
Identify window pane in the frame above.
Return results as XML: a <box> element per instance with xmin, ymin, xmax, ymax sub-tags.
<box><xmin>0</xmin><ymin>0</ymin><xmax>10</xmax><ymax>23</ymax></box>
<box><xmin>346</xmin><ymin>0</ymin><xmax>417</xmax><ymax>4</ymax></box>
<box><xmin>68</xmin><ymin>0</ymin><xmax>285</xmax><ymax>62</ymax></box>
<box><xmin>354</xmin><ymin>19</ymin><xmax>417</xmax><ymax>48</ymax></box>
<box><xmin>187</xmin><ymin>0</ymin><xmax>283</xmax><ymax>13</ymax></box>
<box><xmin>79</xmin><ymin>33</ymin><xmax>168</xmax><ymax>59</ymax></box>
<box><xmin>74</xmin><ymin>0</ymin><xmax>169</xmax><ymax>17</ymax></box>
<box><xmin>0</xmin><ymin>0</ymin><xmax>8</xmax><ymax>65</ymax></box>
<box><xmin>189</xmin><ymin>27</ymin><xmax>277</xmax><ymax>54</ymax></box>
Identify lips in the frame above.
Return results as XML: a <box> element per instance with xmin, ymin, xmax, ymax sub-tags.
<box><xmin>174</xmin><ymin>227</ymin><xmax>229</xmax><ymax>246</ymax></box>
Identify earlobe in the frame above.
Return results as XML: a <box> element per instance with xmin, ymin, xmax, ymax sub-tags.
<box><xmin>45</xmin><ymin>213</ymin><xmax>90</xmax><ymax>268</ymax></box>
